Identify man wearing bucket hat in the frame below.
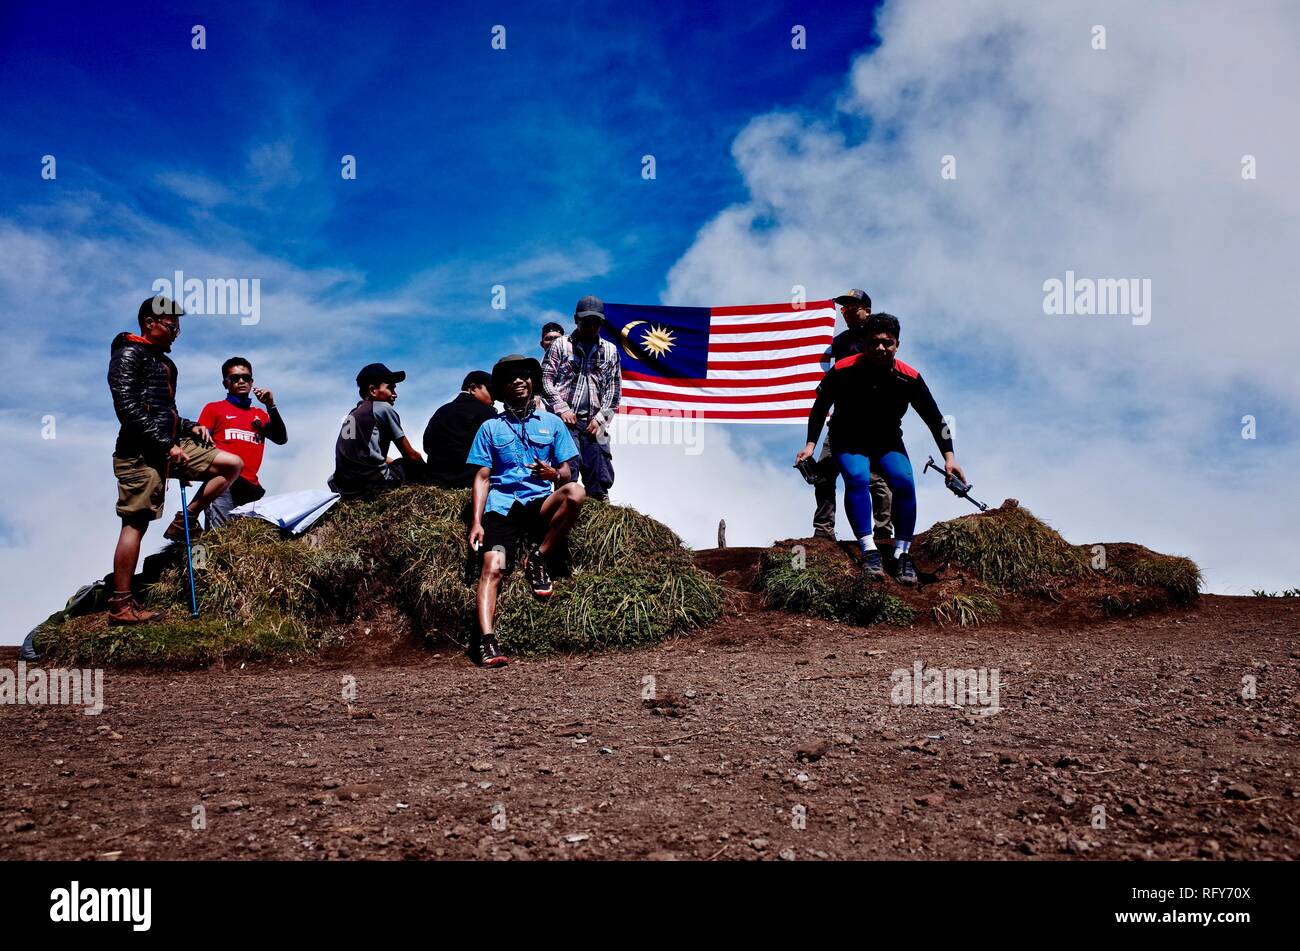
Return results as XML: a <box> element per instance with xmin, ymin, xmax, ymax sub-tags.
<box><xmin>812</xmin><ymin>289</ymin><xmax>894</xmax><ymax>546</ymax></box>
<box><xmin>540</xmin><ymin>295</ymin><xmax>621</xmax><ymax>501</ymax></box>
<box><xmin>328</xmin><ymin>362</ymin><xmax>429</xmax><ymax>498</ymax></box>
<box><xmin>464</xmin><ymin>354</ymin><xmax>585</xmax><ymax>668</ymax></box>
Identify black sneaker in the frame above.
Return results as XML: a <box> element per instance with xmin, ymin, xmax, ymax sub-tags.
<box><xmin>480</xmin><ymin>633</ymin><xmax>509</xmax><ymax>668</ymax></box>
<box><xmin>860</xmin><ymin>549</ymin><xmax>886</xmax><ymax>580</ymax></box>
<box><xmin>467</xmin><ymin>632</ymin><xmax>509</xmax><ymax>668</ymax></box>
<box><xmin>896</xmin><ymin>553</ymin><xmax>918</xmax><ymax>586</ymax></box>
<box><xmin>526</xmin><ymin>547</ymin><xmax>553</xmax><ymax>598</ymax></box>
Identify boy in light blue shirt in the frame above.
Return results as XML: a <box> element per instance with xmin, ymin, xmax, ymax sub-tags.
<box><xmin>465</xmin><ymin>354</ymin><xmax>585</xmax><ymax>668</ymax></box>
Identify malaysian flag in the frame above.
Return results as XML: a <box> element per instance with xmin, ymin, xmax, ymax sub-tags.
<box><xmin>600</xmin><ymin>299</ymin><xmax>836</xmax><ymax>422</ymax></box>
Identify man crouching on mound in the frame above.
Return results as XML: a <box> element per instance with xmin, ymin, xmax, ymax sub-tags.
<box><xmin>465</xmin><ymin>354</ymin><xmax>585</xmax><ymax>668</ymax></box>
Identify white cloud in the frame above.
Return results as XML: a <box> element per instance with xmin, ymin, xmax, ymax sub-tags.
<box><xmin>651</xmin><ymin>0</ymin><xmax>1299</xmax><ymax>595</ymax></box>
<box><xmin>154</xmin><ymin>172</ymin><xmax>234</xmax><ymax>208</ymax></box>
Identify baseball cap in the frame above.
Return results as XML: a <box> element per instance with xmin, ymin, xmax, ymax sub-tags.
<box><xmin>356</xmin><ymin>363</ymin><xmax>407</xmax><ymax>388</ymax></box>
<box><xmin>833</xmin><ymin>288</ymin><xmax>872</xmax><ymax>308</ymax></box>
<box><xmin>575</xmin><ymin>295</ymin><xmax>605</xmax><ymax>321</ymax></box>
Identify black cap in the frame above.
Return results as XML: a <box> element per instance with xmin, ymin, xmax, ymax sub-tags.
<box><xmin>833</xmin><ymin>288</ymin><xmax>872</xmax><ymax>308</ymax></box>
<box><xmin>461</xmin><ymin>370</ymin><xmax>493</xmax><ymax>392</ymax></box>
<box><xmin>574</xmin><ymin>295</ymin><xmax>605</xmax><ymax>321</ymax></box>
<box><xmin>491</xmin><ymin>354</ymin><xmax>543</xmax><ymax>393</ymax></box>
<box><xmin>356</xmin><ymin>363</ymin><xmax>406</xmax><ymax>388</ymax></box>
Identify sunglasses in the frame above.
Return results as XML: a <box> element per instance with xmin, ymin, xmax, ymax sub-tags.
<box><xmin>226</xmin><ymin>374</ymin><xmax>252</xmax><ymax>383</ymax></box>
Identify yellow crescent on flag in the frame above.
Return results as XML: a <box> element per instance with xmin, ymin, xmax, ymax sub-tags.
<box><xmin>618</xmin><ymin>320</ymin><xmax>646</xmax><ymax>360</ymax></box>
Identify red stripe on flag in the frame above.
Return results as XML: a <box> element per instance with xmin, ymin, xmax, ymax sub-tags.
<box><xmin>619</xmin><ymin>406</ymin><xmax>808</xmax><ymax>420</ymax></box>
<box><xmin>708</xmin><ymin>335</ymin><xmax>830</xmax><ymax>353</ymax></box>
<box><xmin>623</xmin><ymin>369</ymin><xmax>824</xmax><ymax>387</ymax></box>
<box><xmin>709</xmin><ymin>300</ymin><xmax>835</xmax><ymax>316</ymax></box>
<box><xmin>623</xmin><ymin>386</ymin><xmax>816</xmax><ymax>405</ymax></box>
<box><xmin>707</xmin><ymin>354</ymin><xmax>829</xmax><ymax>371</ymax></box>
<box><xmin>709</xmin><ymin>316</ymin><xmax>835</xmax><ymax>334</ymax></box>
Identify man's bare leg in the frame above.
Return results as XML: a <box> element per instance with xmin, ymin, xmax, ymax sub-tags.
<box><xmin>475</xmin><ymin>548</ymin><xmax>505</xmax><ymax>635</ymax></box>
<box><xmin>112</xmin><ymin>517</ymin><xmax>148</xmax><ymax>593</ymax></box>
<box><xmin>470</xmin><ymin>547</ymin><xmax>509</xmax><ymax>667</ymax></box>
<box><xmin>109</xmin><ymin>514</ymin><xmax>162</xmax><ymax>623</ymax></box>
<box><xmin>535</xmin><ymin>482</ymin><xmax>585</xmax><ymax>557</ymax></box>
<box><xmin>185</xmin><ymin>452</ymin><xmax>243</xmax><ymax>516</ymax></box>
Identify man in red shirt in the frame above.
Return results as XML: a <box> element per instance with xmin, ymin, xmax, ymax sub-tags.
<box><xmin>197</xmin><ymin>357</ymin><xmax>288</xmax><ymax>528</ymax></box>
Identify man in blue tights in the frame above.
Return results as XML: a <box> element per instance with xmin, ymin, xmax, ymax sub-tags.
<box><xmin>795</xmin><ymin>312</ymin><xmax>968</xmax><ymax>586</ymax></box>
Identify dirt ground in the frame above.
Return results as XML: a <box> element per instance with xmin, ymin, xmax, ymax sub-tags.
<box><xmin>2</xmin><ymin>584</ymin><xmax>1297</xmax><ymax>861</ymax></box>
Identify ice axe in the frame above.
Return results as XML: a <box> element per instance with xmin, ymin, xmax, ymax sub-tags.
<box><xmin>178</xmin><ymin>480</ymin><xmax>200</xmax><ymax>618</ymax></box>
<box><xmin>923</xmin><ymin>456</ymin><xmax>989</xmax><ymax>512</ymax></box>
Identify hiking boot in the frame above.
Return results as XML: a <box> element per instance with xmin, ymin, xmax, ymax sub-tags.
<box><xmin>860</xmin><ymin>549</ymin><xmax>886</xmax><ymax>580</ymax></box>
<box><xmin>812</xmin><ymin>529</ymin><xmax>837</xmax><ymax>541</ymax></box>
<box><xmin>526</xmin><ymin>547</ymin><xmax>553</xmax><ymax>598</ymax></box>
<box><xmin>163</xmin><ymin>509</ymin><xmax>201</xmax><ymax>543</ymax></box>
<box><xmin>896</xmin><ymin>553</ymin><xmax>918</xmax><ymax>586</ymax></box>
<box><xmin>107</xmin><ymin>596</ymin><xmax>162</xmax><ymax>626</ymax></box>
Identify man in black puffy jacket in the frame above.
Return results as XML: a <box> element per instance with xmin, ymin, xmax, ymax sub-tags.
<box><xmin>106</xmin><ymin>295</ymin><xmax>243</xmax><ymax>625</ymax></box>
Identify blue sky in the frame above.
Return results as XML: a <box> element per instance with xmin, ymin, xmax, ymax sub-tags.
<box><xmin>0</xmin><ymin>0</ymin><xmax>878</xmax><ymax>324</ymax></box>
<box><xmin>2</xmin><ymin>0</ymin><xmax>1299</xmax><ymax>643</ymax></box>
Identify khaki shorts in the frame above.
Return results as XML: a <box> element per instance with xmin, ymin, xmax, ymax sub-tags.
<box><xmin>113</xmin><ymin>436</ymin><xmax>220</xmax><ymax>520</ymax></box>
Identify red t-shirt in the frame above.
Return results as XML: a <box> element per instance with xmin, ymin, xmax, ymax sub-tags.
<box><xmin>198</xmin><ymin>399</ymin><xmax>271</xmax><ymax>486</ymax></box>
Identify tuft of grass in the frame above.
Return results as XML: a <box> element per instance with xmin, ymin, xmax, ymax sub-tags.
<box><xmin>1090</xmin><ymin>543</ymin><xmax>1202</xmax><ymax>605</ymax></box>
<box><xmin>1253</xmin><ymin>588</ymin><xmax>1300</xmax><ymax>598</ymax></box>
<box><xmin>38</xmin><ymin>486</ymin><xmax>721</xmax><ymax>666</ymax></box>
<box><xmin>1115</xmin><ymin>557</ymin><xmax>1202</xmax><ymax>605</ymax></box>
<box><xmin>495</xmin><ymin>560</ymin><xmax>722</xmax><ymax>655</ymax></box>
<box><xmin>758</xmin><ymin>548</ymin><xmax>914</xmax><ymax>627</ymax></box>
<box><xmin>918</xmin><ymin>506</ymin><xmax>1089</xmax><ymax>591</ymax></box>
<box><xmin>931</xmin><ymin>591</ymin><xmax>1002</xmax><ymax>627</ymax></box>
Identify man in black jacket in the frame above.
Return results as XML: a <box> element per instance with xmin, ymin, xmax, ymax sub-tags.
<box><xmin>796</xmin><ymin>312</ymin><xmax>967</xmax><ymax>586</ymax></box>
<box><xmin>422</xmin><ymin>370</ymin><xmax>496</xmax><ymax>488</ymax></box>
<box><xmin>106</xmin><ymin>296</ymin><xmax>244</xmax><ymax>625</ymax></box>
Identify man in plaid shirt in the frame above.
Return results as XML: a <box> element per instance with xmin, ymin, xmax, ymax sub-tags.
<box><xmin>541</xmin><ymin>294</ymin><xmax>621</xmax><ymax>500</ymax></box>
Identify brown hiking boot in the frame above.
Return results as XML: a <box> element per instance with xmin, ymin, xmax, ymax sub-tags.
<box><xmin>163</xmin><ymin>509</ymin><xmax>201</xmax><ymax>542</ymax></box>
<box><xmin>107</xmin><ymin>596</ymin><xmax>162</xmax><ymax>626</ymax></box>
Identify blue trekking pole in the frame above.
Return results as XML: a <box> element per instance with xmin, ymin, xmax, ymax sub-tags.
<box><xmin>179</xmin><ymin>481</ymin><xmax>200</xmax><ymax>618</ymax></box>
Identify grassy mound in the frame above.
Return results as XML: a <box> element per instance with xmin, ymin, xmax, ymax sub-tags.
<box><xmin>37</xmin><ymin>487</ymin><xmax>722</xmax><ymax>666</ymax></box>
<box><xmin>1096</xmin><ymin>543</ymin><xmax>1201</xmax><ymax>605</ymax></box>
<box><xmin>916</xmin><ymin>503</ymin><xmax>1089</xmax><ymax>590</ymax></box>
<box><xmin>758</xmin><ymin>545</ymin><xmax>915</xmax><ymax>627</ymax></box>
<box><xmin>745</xmin><ymin>503</ymin><xmax>1200</xmax><ymax>630</ymax></box>
<box><xmin>914</xmin><ymin>502</ymin><xmax>1201</xmax><ymax>614</ymax></box>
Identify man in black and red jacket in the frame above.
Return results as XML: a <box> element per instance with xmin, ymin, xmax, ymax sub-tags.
<box><xmin>105</xmin><ymin>295</ymin><xmax>244</xmax><ymax>625</ymax></box>
<box><xmin>796</xmin><ymin>312</ymin><xmax>969</xmax><ymax>586</ymax></box>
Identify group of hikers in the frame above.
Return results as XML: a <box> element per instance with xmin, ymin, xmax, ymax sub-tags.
<box><xmin>105</xmin><ymin>288</ymin><xmax>965</xmax><ymax>669</ymax></box>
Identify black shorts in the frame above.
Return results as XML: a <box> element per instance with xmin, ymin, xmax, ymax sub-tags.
<box><xmin>480</xmin><ymin>496</ymin><xmax>549</xmax><ymax>573</ymax></box>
